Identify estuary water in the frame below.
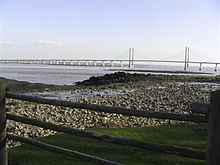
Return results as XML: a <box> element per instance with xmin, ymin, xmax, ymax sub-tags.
<box><xmin>0</xmin><ymin>63</ymin><xmax>219</xmax><ymax>85</ymax></box>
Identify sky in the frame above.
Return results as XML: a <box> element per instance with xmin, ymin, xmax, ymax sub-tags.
<box><xmin>0</xmin><ymin>0</ymin><xmax>220</xmax><ymax>61</ymax></box>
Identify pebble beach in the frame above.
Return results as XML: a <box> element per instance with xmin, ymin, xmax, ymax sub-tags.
<box><xmin>5</xmin><ymin>72</ymin><xmax>219</xmax><ymax>148</ymax></box>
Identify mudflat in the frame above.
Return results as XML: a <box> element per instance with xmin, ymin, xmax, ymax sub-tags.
<box><xmin>3</xmin><ymin>72</ymin><xmax>219</xmax><ymax>148</ymax></box>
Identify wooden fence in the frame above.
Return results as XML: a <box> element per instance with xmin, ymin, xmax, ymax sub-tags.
<box><xmin>0</xmin><ymin>82</ymin><xmax>219</xmax><ymax>165</ymax></box>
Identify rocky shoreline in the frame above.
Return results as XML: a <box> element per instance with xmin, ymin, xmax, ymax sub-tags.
<box><xmin>4</xmin><ymin>72</ymin><xmax>219</xmax><ymax>148</ymax></box>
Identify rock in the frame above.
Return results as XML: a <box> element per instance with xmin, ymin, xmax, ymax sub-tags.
<box><xmin>101</xmin><ymin>117</ymin><xmax>109</xmax><ymax>125</ymax></box>
<box><xmin>6</xmin><ymin>78</ymin><xmax>213</xmax><ymax>148</ymax></box>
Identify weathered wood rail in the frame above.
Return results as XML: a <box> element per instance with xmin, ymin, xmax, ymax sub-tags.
<box><xmin>0</xmin><ymin>82</ymin><xmax>218</xmax><ymax>165</ymax></box>
<box><xmin>6</xmin><ymin>113</ymin><xmax>206</xmax><ymax>160</ymax></box>
<box><xmin>7</xmin><ymin>134</ymin><xmax>122</xmax><ymax>165</ymax></box>
<box><xmin>5</xmin><ymin>93</ymin><xmax>209</xmax><ymax>123</ymax></box>
<box><xmin>0</xmin><ymin>84</ymin><xmax>7</xmax><ymax>165</ymax></box>
<box><xmin>190</xmin><ymin>102</ymin><xmax>209</xmax><ymax>115</ymax></box>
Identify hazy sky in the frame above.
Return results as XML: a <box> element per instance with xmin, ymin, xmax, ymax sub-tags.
<box><xmin>0</xmin><ymin>0</ymin><xmax>220</xmax><ymax>61</ymax></box>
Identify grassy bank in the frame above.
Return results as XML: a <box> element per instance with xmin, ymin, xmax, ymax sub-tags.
<box><xmin>8</xmin><ymin>124</ymin><xmax>207</xmax><ymax>165</ymax></box>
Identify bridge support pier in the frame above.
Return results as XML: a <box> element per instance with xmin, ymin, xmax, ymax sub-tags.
<box><xmin>101</xmin><ymin>61</ymin><xmax>105</xmax><ymax>67</ymax></box>
<box><xmin>215</xmin><ymin>64</ymin><xmax>218</xmax><ymax>72</ymax></box>
<box><xmin>85</xmin><ymin>61</ymin><xmax>88</xmax><ymax>66</ymax></box>
<box><xmin>110</xmin><ymin>61</ymin><xmax>114</xmax><ymax>67</ymax></box>
<box><xmin>93</xmin><ymin>61</ymin><xmax>96</xmax><ymax>66</ymax></box>
<box><xmin>184</xmin><ymin>46</ymin><xmax>190</xmax><ymax>71</ymax></box>
<box><xmin>77</xmin><ymin>61</ymin><xmax>81</xmax><ymax>66</ymax></box>
<box><xmin>184</xmin><ymin>66</ymin><xmax>189</xmax><ymax>71</ymax></box>
<box><xmin>120</xmin><ymin>61</ymin><xmax>123</xmax><ymax>67</ymax></box>
<box><xmin>199</xmin><ymin>63</ymin><xmax>202</xmax><ymax>71</ymax></box>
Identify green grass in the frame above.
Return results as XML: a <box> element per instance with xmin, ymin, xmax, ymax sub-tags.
<box><xmin>8</xmin><ymin>124</ymin><xmax>207</xmax><ymax>165</ymax></box>
<box><xmin>91</xmin><ymin>123</ymin><xmax>207</xmax><ymax>150</ymax></box>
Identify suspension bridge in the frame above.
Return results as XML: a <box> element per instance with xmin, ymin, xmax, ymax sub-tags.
<box><xmin>0</xmin><ymin>47</ymin><xmax>219</xmax><ymax>72</ymax></box>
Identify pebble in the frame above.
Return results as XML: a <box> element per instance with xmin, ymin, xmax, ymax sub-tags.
<box><xmin>6</xmin><ymin>81</ymin><xmax>213</xmax><ymax>148</ymax></box>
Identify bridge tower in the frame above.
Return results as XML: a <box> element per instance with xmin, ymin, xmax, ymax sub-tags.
<box><xmin>184</xmin><ymin>46</ymin><xmax>190</xmax><ymax>71</ymax></box>
<box><xmin>129</xmin><ymin>48</ymin><xmax>134</xmax><ymax>68</ymax></box>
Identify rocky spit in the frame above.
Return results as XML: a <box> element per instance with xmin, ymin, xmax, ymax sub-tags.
<box><xmin>6</xmin><ymin>76</ymin><xmax>218</xmax><ymax>148</ymax></box>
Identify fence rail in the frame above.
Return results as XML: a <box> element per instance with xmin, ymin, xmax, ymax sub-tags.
<box><xmin>6</xmin><ymin>113</ymin><xmax>205</xmax><ymax>160</ymax></box>
<box><xmin>0</xmin><ymin>83</ymin><xmax>219</xmax><ymax>165</ymax></box>
<box><xmin>190</xmin><ymin>102</ymin><xmax>209</xmax><ymax>115</ymax></box>
<box><xmin>6</xmin><ymin>93</ymin><xmax>208</xmax><ymax>123</ymax></box>
<box><xmin>7</xmin><ymin>134</ymin><xmax>122</xmax><ymax>165</ymax></box>
<box><xmin>0</xmin><ymin>83</ymin><xmax>7</xmax><ymax>165</ymax></box>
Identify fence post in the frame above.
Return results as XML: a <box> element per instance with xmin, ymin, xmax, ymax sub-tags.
<box><xmin>0</xmin><ymin>83</ymin><xmax>7</xmax><ymax>165</ymax></box>
<box><xmin>206</xmin><ymin>87</ymin><xmax>220</xmax><ymax>164</ymax></box>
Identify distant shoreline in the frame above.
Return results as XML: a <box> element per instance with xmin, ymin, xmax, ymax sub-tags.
<box><xmin>108</xmin><ymin>69</ymin><xmax>212</xmax><ymax>75</ymax></box>
<box><xmin>0</xmin><ymin>63</ymin><xmax>218</xmax><ymax>85</ymax></box>
<box><xmin>1</xmin><ymin>71</ymin><xmax>219</xmax><ymax>93</ymax></box>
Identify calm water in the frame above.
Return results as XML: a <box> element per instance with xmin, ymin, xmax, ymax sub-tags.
<box><xmin>0</xmin><ymin>63</ymin><xmax>219</xmax><ymax>85</ymax></box>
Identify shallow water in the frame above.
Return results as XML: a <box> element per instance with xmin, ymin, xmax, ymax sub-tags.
<box><xmin>0</xmin><ymin>64</ymin><xmax>117</xmax><ymax>85</ymax></box>
<box><xmin>0</xmin><ymin>63</ymin><xmax>219</xmax><ymax>85</ymax></box>
<box><xmin>27</xmin><ymin>88</ymin><xmax>135</xmax><ymax>100</ymax></box>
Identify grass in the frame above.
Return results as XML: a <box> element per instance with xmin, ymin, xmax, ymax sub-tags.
<box><xmin>91</xmin><ymin>123</ymin><xmax>207</xmax><ymax>150</ymax></box>
<box><xmin>8</xmin><ymin>124</ymin><xmax>207</xmax><ymax>165</ymax></box>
